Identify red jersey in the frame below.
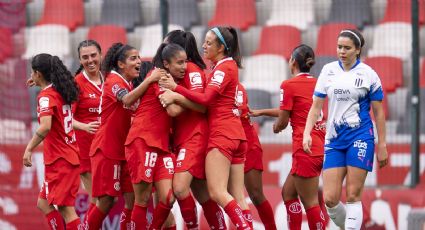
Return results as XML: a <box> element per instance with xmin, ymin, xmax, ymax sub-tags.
<box><xmin>73</xmin><ymin>71</ymin><xmax>102</xmax><ymax>157</ymax></box>
<box><xmin>237</xmin><ymin>83</ymin><xmax>261</xmax><ymax>144</ymax></box>
<box><xmin>90</xmin><ymin>71</ymin><xmax>134</xmax><ymax>160</ymax></box>
<box><xmin>37</xmin><ymin>85</ymin><xmax>79</xmax><ymax>165</ymax></box>
<box><xmin>125</xmin><ymin>72</ymin><xmax>171</xmax><ymax>152</ymax></box>
<box><xmin>280</xmin><ymin>73</ymin><xmax>326</xmax><ymax>156</ymax></box>
<box><xmin>173</xmin><ymin>62</ymin><xmax>208</xmax><ymax>146</ymax></box>
<box><xmin>206</xmin><ymin>57</ymin><xmax>246</xmax><ymax>140</ymax></box>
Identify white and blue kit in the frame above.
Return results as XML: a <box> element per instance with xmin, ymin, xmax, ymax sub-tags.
<box><xmin>314</xmin><ymin>60</ymin><xmax>384</xmax><ymax>171</ymax></box>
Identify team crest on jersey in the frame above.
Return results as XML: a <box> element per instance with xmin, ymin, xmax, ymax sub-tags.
<box><xmin>145</xmin><ymin>168</ymin><xmax>152</xmax><ymax>178</ymax></box>
<box><xmin>39</xmin><ymin>97</ymin><xmax>50</xmax><ymax>112</ymax></box>
<box><xmin>354</xmin><ymin>78</ymin><xmax>363</xmax><ymax>87</ymax></box>
<box><xmin>112</xmin><ymin>84</ymin><xmax>120</xmax><ymax>95</ymax></box>
<box><xmin>211</xmin><ymin>70</ymin><xmax>225</xmax><ymax>86</ymax></box>
<box><xmin>189</xmin><ymin>72</ymin><xmax>202</xmax><ymax>87</ymax></box>
<box><xmin>163</xmin><ymin>157</ymin><xmax>174</xmax><ymax>174</ymax></box>
<box><xmin>114</xmin><ymin>182</ymin><xmax>121</xmax><ymax>191</ymax></box>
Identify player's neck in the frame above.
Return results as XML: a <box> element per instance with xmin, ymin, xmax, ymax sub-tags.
<box><xmin>86</xmin><ymin>70</ymin><xmax>102</xmax><ymax>84</ymax></box>
<box><xmin>39</xmin><ymin>80</ymin><xmax>50</xmax><ymax>89</ymax></box>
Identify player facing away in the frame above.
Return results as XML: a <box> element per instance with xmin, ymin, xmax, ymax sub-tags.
<box><xmin>23</xmin><ymin>53</ymin><xmax>82</xmax><ymax>230</ymax></box>
<box><xmin>235</xmin><ymin>83</ymin><xmax>277</xmax><ymax>230</ymax></box>
<box><xmin>160</xmin><ymin>29</ymin><xmax>226</xmax><ymax>229</ymax></box>
<box><xmin>303</xmin><ymin>29</ymin><xmax>388</xmax><ymax>230</ymax></box>
<box><xmin>87</xmin><ymin>43</ymin><xmax>159</xmax><ymax>230</ymax></box>
<box><xmin>159</xmin><ymin>27</ymin><xmax>252</xmax><ymax>230</ymax></box>
<box><xmin>252</xmin><ymin>45</ymin><xmax>328</xmax><ymax>230</ymax></box>
<box><xmin>124</xmin><ymin>43</ymin><xmax>189</xmax><ymax>229</ymax></box>
<box><xmin>72</xmin><ymin>39</ymin><xmax>103</xmax><ymax>220</ymax></box>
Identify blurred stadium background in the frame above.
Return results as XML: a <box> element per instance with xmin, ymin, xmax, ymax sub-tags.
<box><xmin>0</xmin><ymin>0</ymin><xmax>424</xmax><ymax>229</ymax></box>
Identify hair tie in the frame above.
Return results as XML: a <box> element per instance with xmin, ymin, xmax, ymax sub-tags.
<box><xmin>340</xmin><ymin>30</ymin><xmax>362</xmax><ymax>47</ymax></box>
<box><xmin>211</xmin><ymin>27</ymin><xmax>229</xmax><ymax>51</ymax></box>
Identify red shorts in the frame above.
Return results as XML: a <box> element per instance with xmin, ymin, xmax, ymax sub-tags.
<box><xmin>75</xmin><ymin>130</ymin><xmax>94</xmax><ymax>174</ymax></box>
<box><xmin>290</xmin><ymin>150</ymin><xmax>324</xmax><ymax>178</ymax></box>
<box><xmin>38</xmin><ymin>158</ymin><xmax>80</xmax><ymax>206</ymax></box>
<box><xmin>244</xmin><ymin>141</ymin><xmax>263</xmax><ymax>173</ymax></box>
<box><xmin>91</xmin><ymin>150</ymin><xmax>133</xmax><ymax>198</ymax></box>
<box><xmin>175</xmin><ymin>133</ymin><xmax>207</xmax><ymax>179</ymax></box>
<box><xmin>208</xmin><ymin>135</ymin><xmax>247</xmax><ymax>164</ymax></box>
<box><xmin>125</xmin><ymin>138</ymin><xmax>175</xmax><ymax>184</ymax></box>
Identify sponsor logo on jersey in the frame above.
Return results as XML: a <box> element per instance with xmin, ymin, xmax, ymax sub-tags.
<box><xmin>334</xmin><ymin>89</ymin><xmax>350</xmax><ymax>94</ymax></box>
<box><xmin>354</xmin><ymin>140</ymin><xmax>368</xmax><ymax>161</ymax></box>
<box><xmin>39</xmin><ymin>97</ymin><xmax>50</xmax><ymax>112</ymax></box>
<box><xmin>163</xmin><ymin>157</ymin><xmax>174</xmax><ymax>174</ymax></box>
<box><xmin>189</xmin><ymin>72</ymin><xmax>202</xmax><ymax>87</ymax></box>
<box><xmin>236</xmin><ymin>90</ymin><xmax>243</xmax><ymax>106</ymax></box>
<box><xmin>177</xmin><ymin>149</ymin><xmax>186</xmax><ymax>161</ymax></box>
<box><xmin>210</xmin><ymin>70</ymin><xmax>225</xmax><ymax>86</ymax></box>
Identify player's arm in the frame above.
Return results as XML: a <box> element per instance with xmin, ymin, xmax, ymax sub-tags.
<box><xmin>119</xmin><ymin>69</ymin><xmax>166</xmax><ymax>107</ymax></box>
<box><xmin>303</xmin><ymin>96</ymin><xmax>325</xmax><ymax>153</ymax></box>
<box><xmin>72</xmin><ymin>118</ymin><xmax>100</xmax><ymax>134</ymax></box>
<box><xmin>372</xmin><ymin>100</ymin><xmax>388</xmax><ymax>168</ymax></box>
<box><xmin>165</xmin><ymin>103</ymin><xmax>185</xmax><ymax>117</ymax></box>
<box><xmin>250</xmin><ymin>108</ymin><xmax>280</xmax><ymax>117</ymax></box>
<box><xmin>273</xmin><ymin>110</ymin><xmax>290</xmax><ymax>133</ymax></box>
<box><xmin>23</xmin><ymin>116</ymin><xmax>52</xmax><ymax>167</ymax></box>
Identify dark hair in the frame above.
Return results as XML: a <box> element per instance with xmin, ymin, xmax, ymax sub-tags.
<box><xmin>338</xmin><ymin>29</ymin><xmax>365</xmax><ymax>59</ymax></box>
<box><xmin>152</xmin><ymin>43</ymin><xmax>186</xmax><ymax>69</ymax></box>
<box><xmin>211</xmin><ymin>26</ymin><xmax>242</xmax><ymax>68</ymax></box>
<box><xmin>132</xmin><ymin>61</ymin><xmax>154</xmax><ymax>87</ymax></box>
<box><xmin>291</xmin><ymin>44</ymin><xmax>315</xmax><ymax>73</ymax></box>
<box><xmin>75</xmin><ymin>40</ymin><xmax>102</xmax><ymax>75</ymax></box>
<box><xmin>165</xmin><ymin>30</ymin><xmax>206</xmax><ymax>69</ymax></box>
<box><xmin>32</xmin><ymin>53</ymin><xmax>79</xmax><ymax>104</ymax></box>
<box><xmin>102</xmin><ymin>42</ymin><xmax>136</xmax><ymax>76</ymax></box>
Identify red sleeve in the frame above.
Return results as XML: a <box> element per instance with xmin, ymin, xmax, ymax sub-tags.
<box><xmin>175</xmin><ymin>85</ymin><xmax>218</xmax><ymax>106</ymax></box>
<box><xmin>38</xmin><ymin>94</ymin><xmax>55</xmax><ymax>117</ymax></box>
<box><xmin>111</xmin><ymin>78</ymin><xmax>129</xmax><ymax>101</ymax></box>
<box><xmin>206</xmin><ymin>68</ymin><xmax>230</xmax><ymax>93</ymax></box>
<box><xmin>280</xmin><ymin>81</ymin><xmax>294</xmax><ymax>111</ymax></box>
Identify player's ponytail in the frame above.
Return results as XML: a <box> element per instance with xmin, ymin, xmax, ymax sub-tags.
<box><xmin>291</xmin><ymin>44</ymin><xmax>315</xmax><ymax>73</ymax></box>
<box><xmin>31</xmin><ymin>53</ymin><xmax>79</xmax><ymax>104</ymax></box>
<box><xmin>102</xmin><ymin>42</ymin><xmax>134</xmax><ymax>77</ymax></box>
<box><xmin>211</xmin><ymin>26</ymin><xmax>242</xmax><ymax>68</ymax></box>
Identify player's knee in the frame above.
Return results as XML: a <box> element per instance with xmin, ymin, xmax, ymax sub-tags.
<box><xmin>160</xmin><ymin>188</ymin><xmax>176</xmax><ymax>207</ymax></box>
<box><xmin>36</xmin><ymin>199</ymin><xmax>53</xmax><ymax>214</ymax></box>
<box><xmin>248</xmin><ymin>189</ymin><xmax>265</xmax><ymax>206</ymax></box>
<box><xmin>324</xmin><ymin>195</ymin><xmax>340</xmax><ymax>208</ymax></box>
<box><xmin>172</xmin><ymin>182</ymin><xmax>190</xmax><ymax>200</ymax></box>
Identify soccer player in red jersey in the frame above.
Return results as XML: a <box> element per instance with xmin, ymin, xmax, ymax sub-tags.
<box><xmin>251</xmin><ymin>45</ymin><xmax>327</xmax><ymax>230</ymax></box>
<box><xmin>159</xmin><ymin>27</ymin><xmax>252</xmax><ymax>230</ymax></box>
<box><xmin>124</xmin><ymin>43</ymin><xmax>191</xmax><ymax>229</ymax></box>
<box><xmin>87</xmin><ymin>43</ymin><xmax>161</xmax><ymax>230</ymax></box>
<box><xmin>72</xmin><ymin>39</ymin><xmax>102</xmax><ymax>220</ymax></box>
<box><xmin>160</xmin><ymin>30</ymin><xmax>226</xmax><ymax>230</ymax></box>
<box><xmin>23</xmin><ymin>53</ymin><xmax>82</xmax><ymax>230</ymax></box>
<box><xmin>236</xmin><ymin>83</ymin><xmax>277</xmax><ymax>230</ymax></box>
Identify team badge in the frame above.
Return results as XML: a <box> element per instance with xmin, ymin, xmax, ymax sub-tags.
<box><xmin>145</xmin><ymin>169</ymin><xmax>152</xmax><ymax>178</ymax></box>
<box><xmin>113</xmin><ymin>182</ymin><xmax>121</xmax><ymax>191</ymax></box>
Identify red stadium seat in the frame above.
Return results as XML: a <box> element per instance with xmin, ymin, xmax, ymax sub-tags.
<box><xmin>253</xmin><ymin>25</ymin><xmax>301</xmax><ymax>60</ymax></box>
<box><xmin>380</xmin><ymin>0</ymin><xmax>425</xmax><ymax>25</ymax></box>
<box><xmin>87</xmin><ymin>25</ymin><xmax>127</xmax><ymax>53</ymax></box>
<box><xmin>315</xmin><ymin>23</ymin><xmax>357</xmax><ymax>57</ymax></box>
<box><xmin>0</xmin><ymin>27</ymin><xmax>13</xmax><ymax>63</ymax></box>
<box><xmin>421</xmin><ymin>59</ymin><xmax>425</xmax><ymax>88</ymax></box>
<box><xmin>208</xmin><ymin>0</ymin><xmax>256</xmax><ymax>31</ymax></box>
<box><xmin>363</xmin><ymin>56</ymin><xmax>403</xmax><ymax>93</ymax></box>
<box><xmin>37</xmin><ymin>0</ymin><xmax>84</xmax><ymax>31</ymax></box>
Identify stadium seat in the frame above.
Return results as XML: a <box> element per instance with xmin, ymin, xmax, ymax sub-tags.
<box><xmin>315</xmin><ymin>23</ymin><xmax>357</xmax><ymax>57</ymax></box>
<box><xmin>137</xmin><ymin>24</ymin><xmax>184</xmax><ymax>58</ymax></box>
<box><xmin>421</xmin><ymin>58</ymin><xmax>425</xmax><ymax>88</ymax></box>
<box><xmin>364</xmin><ymin>56</ymin><xmax>403</xmax><ymax>93</ymax></box>
<box><xmin>368</xmin><ymin>22</ymin><xmax>412</xmax><ymax>60</ymax></box>
<box><xmin>87</xmin><ymin>25</ymin><xmax>127</xmax><ymax>53</ymax></box>
<box><xmin>241</xmin><ymin>54</ymin><xmax>288</xmax><ymax>93</ymax></box>
<box><xmin>37</xmin><ymin>0</ymin><xmax>84</xmax><ymax>31</ymax></box>
<box><xmin>380</xmin><ymin>0</ymin><xmax>425</xmax><ymax>24</ymax></box>
<box><xmin>396</xmin><ymin>88</ymin><xmax>425</xmax><ymax>134</ymax></box>
<box><xmin>327</xmin><ymin>0</ymin><xmax>373</xmax><ymax>29</ymax></box>
<box><xmin>23</xmin><ymin>24</ymin><xmax>71</xmax><ymax>60</ymax></box>
<box><xmin>0</xmin><ymin>1</ymin><xmax>26</xmax><ymax>33</ymax></box>
<box><xmin>168</xmin><ymin>0</ymin><xmax>200</xmax><ymax>29</ymax></box>
<box><xmin>245</xmin><ymin>88</ymin><xmax>273</xmax><ymax>126</ymax></box>
<box><xmin>0</xmin><ymin>27</ymin><xmax>13</xmax><ymax>63</ymax></box>
<box><xmin>310</xmin><ymin>56</ymin><xmax>338</xmax><ymax>77</ymax></box>
<box><xmin>208</xmin><ymin>0</ymin><xmax>256</xmax><ymax>31</ymax></box>
<box><xmin>253</xmin><ymin>25</ymin><xmax>302</xmax><ymax>60</ymax></box>
<box><xmin>100</xmin><ymin>0</ymin><xmax>142</xmax><ymax>31</ymax></box>
<box><xmin>266</xmin><ymin>0</ymin><xmax>314</xmax><ymax>30</ymax></box>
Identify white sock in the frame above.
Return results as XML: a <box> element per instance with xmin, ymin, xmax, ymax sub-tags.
<box><xmin>326</xmin><ymin>201</ymin><xmax>346</xmax><ymax>229</ymax></box>
<box><xmin>345</xmin><ymin>201</ymin><xmax>363</xmax><ymax>230</ymax></box>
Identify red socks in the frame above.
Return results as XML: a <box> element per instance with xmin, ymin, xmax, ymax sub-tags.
<box><xmin>201</xmin><ymin>199</ymin><xmax>227</xmax><ymax>229</ymax></box>
<box><xmin>306</xmin><ymin>206</ymin><xmax>326</xmax><ymax>230</ymax></box>
<box><xmin>284</xmin><ymin>198</ymin><xmax>302</xmax><ymax>230</ymax></box>
<box><xmin>84</xmin><ymin>202</ymin><xmax>95</xmax><ymax>223</ymax></box>
<box><xmin>120</xmin><ymin>208</ymin><xmax>133</xmax><ymax>230</ymax></box>
<box><xmin>66</xmin><ymin>218</ymin><xmax>82</xmax><ymax>230</ymax></box>
<box><xmin>223</xmin><ymin>200</ymin><xmax>250</xmax><ymax>230</ymax></box>
<box><xmin>177</xmin><ymin>195</ymin><xmax>198</xmax><ymax>229</ymax></box>
<box><xmin>131</xmin><ymin>203</ymin><xmax>148</xmax><ymax>229</ymax></box>
<box><xmin>242</xmin><ymin>209</ymin><xmax>253</xmax><ymax>229</ymax></box>
<box><xmin>150</xmin><ymin>202</ymin><xmax>171</xmax><ymax>230</ymax></box>
<box><xmin>45</xmin><ymin>210</ymin><xmax>65</xmax><ymax>230</ymax></box>
<box><xmin>87</xmin><ymin>206</ymin><xmax>107</xmax><ymax>230</ymax></box>
<box><xmin>255</xmin><ymin>200</ymin><xmax>277</xmax><ymax>230</ymax></box>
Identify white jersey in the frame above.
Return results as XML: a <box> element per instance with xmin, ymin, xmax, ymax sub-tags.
<box><xmin>314</xmin><ymin>60</ymin><xmax>384</xmax><ymax>149</ymax></box>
